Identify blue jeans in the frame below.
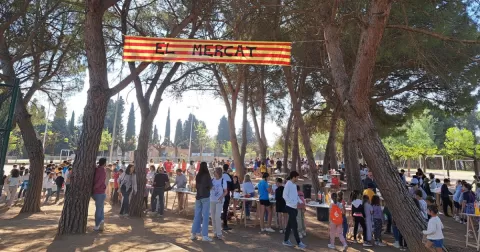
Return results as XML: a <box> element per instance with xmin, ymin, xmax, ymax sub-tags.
<box><xmin>93</xmin><ymin>193</ymin><xmax>106</xmax><ymax>226</ymax></box>
<box><xmin>191</xmin><ymin>197</ymin><xmax>210</xmax><ymax>237</ymax></box>
<box><xmin>245</xmin><ymin>193</ymin><xmax>255</xmax><ymax>217</ymax></box>
<box><xmin>120</xmin><ymin>185</ymin><xmax>132</xmax><ymax>215</ymax></box>
<box><xmin>151</xmin><ymin>187</ymin><xmax>165</xmax><ymax>214</ymax></box>
<box><xmin>342</xmin><ymin>215</ymin><xmax>348</xmax><ymax>239</ymax></box>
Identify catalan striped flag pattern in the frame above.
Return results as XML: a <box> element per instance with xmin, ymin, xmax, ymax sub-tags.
<box><xmin>123</xmin><ymin>35</ymin><xmax>291</xmax><ymax>66</ymax></box>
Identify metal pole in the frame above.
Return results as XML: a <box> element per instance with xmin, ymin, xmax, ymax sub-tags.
<box><xmin>109</xmin><ymin>93</ymin><xmax>120</xmax><ymax>163</ymax></box>
<box><xmin>42</xmin><ymin>102</ymin><xmax>51</xmax><ymax>150</ymax></box>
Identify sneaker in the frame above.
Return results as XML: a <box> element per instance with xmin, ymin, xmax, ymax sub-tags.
<box><xmin>393</xmin><ymin>241</ymin><xmax>400</xmax><ymax>248</ymax></box>
<box><xmin>303</xmin><ymin>232</ymin><xmax>307</xmax><ymax>237</ymax></box>
<box><xmin>216</xmin><ymin>235</ymin><xmax>223</xmax><ymax>240</ymax></box>
<box><xmin>202</xmin><ymin>236</ymin><xmax>212</xmax><ymax>242</ymax></box>
<box><xmin>223</xmin><ymin>226</ymin><xmax>232</xmax><ymax>231</ymax></box>
<box><xmin>265</xmin><ymin>227</ymin><xmax>275</xmax><ymax>233</ymax></box>
<box><xmin>363</xmin><ymin>242</ymin><xmax>373</xmax><ymax>247</ymax></box>
<box><xmin>98</xmin><ymin>220</ymin><xmax>104</xmax><ymax>231</ymax></box>
<box><xmin>279</xmin><ymin>229</ymin><xmax>284</xmax><ymax>234</ymax></box>
<box><xmin>377</xmin><ymin>242</ymin><xmax>386</xmax><ymax>247</ymax></box>
<box><xmin>342</xmin><ymin>245</ymin><xmax>348</xmax><ymax>251</ymax></box>
<box><xmin>299</xmin><ymin>234</ymin><xmax>303</xmax><ymax>239</ymax></box>
<box><xmin>328</xmin><ymin>244</ymin><xmax>336</xmax><ymax>249</ymax></box>
<box><xmin>260</xmin><ymin>228</ymin><xmax>265</xmax><ymax>232</ymax></box>
<box><xmin>93</xmin><ymin>226</ymin><xmax>100</xmax><ymax>231</ymax></box>
<box><xmin>190</xmin><ymin>234</ymin><xmax>197</xmax><ymax>240</ymax></box>
<box><xmin>283</xmin><ymin>240</ymin><xmax>293</xmax><ymax>247</ymax></box>
<box><xmin>297</xmin><ymin>242</ymin><xmax>307</xmax><ymax>249</ymax></box>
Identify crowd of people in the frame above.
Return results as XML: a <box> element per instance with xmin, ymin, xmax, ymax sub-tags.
<box><xmin>6</xmin><ymin>157</ymin><xmax>479</xmax><ymax>251</ymax></box>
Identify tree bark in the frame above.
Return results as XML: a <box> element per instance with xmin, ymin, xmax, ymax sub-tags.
<box><xmin>282</xmin><ymin>110</ymin><xmax>294</xmax><ymax>173</ymax></box>
<box><xmin>291</xmin><ymin>119</ymin><xmax>299</xmax><ymax>172</ymax></box>
<box><xmin>0</xmin><ymin>21</ymin><xmax>45</xmax><ymax>213</ymax></box>
<box><xmin>57</xmin><ymin>1</ymin><xmax>110</xmax><ymax>235</ymax></box>
<box><xmin>240</xmin><ymin>81</ymin><xmax>248</xmax><ymax>165</ymax></box>
<box><xmin>323</xmin><ymin>1</ymin><xmax>426</xmax><ymax>250</ymax></box>
<box><xmin>344</xmin><ymin>120</ymin><xmax>362</xmax><ymax>191</ymax></box>
<box><xmin>17</xmin><ymin>95</ymin><xmax>45</xmax><ymax>213</ymax></box>
<box><xmin>322</xmin><ymin>108</ymin><xmax>340</xmax><ymax>174</ymax></box>
<box><xmin>283</xmin><ymin>67</ymin><xmax>321</xmax><ymax>194</ymax></box>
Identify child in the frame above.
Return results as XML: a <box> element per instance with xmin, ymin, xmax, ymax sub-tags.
<box><xmin>328</xmin><ymin>192</ymin><xmax>348</xmax><ymax>250</ymax></box>
<box><xmin>453</xmin><ymin>180</ymin><xmax>463</xmax><ymax>221</ymax></box>
<box><xmin>416</xmin><ymin>190</ymin><xmax>428</xmax><ymax>221</ymax></box>
<box><xmin>392</xmin><ymin>218</ymin><xmax>407</xmax><ymax>250</ymax></box>
<box><xmin>275</xmin><ymin>178</ymin><xmax>287</xmax><ymax>233</ymax></box>
<box><xmin>331</xmin><ymin>174</ymin><xmax>340</xmax><ymax>189</ymax></box>
<box><xmin>440</xmin><ymin>179</ymin><xmax>453</xmax><ymax>217</ymax></box>
<box><xmin>422</xmin><ymin>205</ymin><xmax>444</xmax><ymax>252</ymax></box>
<box><xmin>363</xmin><ymin>183</ymin><xmax>375</xmax><ymax>202</ymax></box>
<box><xmin>426</xmin><ymin>196</ymin><xmax>435</xmax><ymax>220</ymax></box>
<box><xmin>372</xmin><ymin>195</ymin><xmax>386</xmax><ymax>246</ymax></box>
<box><xmin>337</xmin><ymin>191</ymin><xmax>348</xmax><ymax>239</ymax></box>
<box><xmin>296</xmin><ymin>185</ymin><xmax>306</xmax><ymax>238</ymax></box>
<box><xmin>54</xmin><ymin>172</ymin><xmax>64</xmax><ymax>203</ymax></box>
<box><xmin>351</xmin><ymin>191</ymin><xmax>367</xmax><ymax>244</ymax></box>
<box><xmin>363</xmin><ymin>195</ymin><xmax>373</xmax><ymax>247</ymax></box>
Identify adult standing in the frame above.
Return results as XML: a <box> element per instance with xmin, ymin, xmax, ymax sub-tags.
<box><xmin>65</xmin><ymin>167</ymin><xmax>72</xmax><ymax>196</ymax></box>
<box><xmin>210</xmin><ymin>167</ymin><xmax>228</xmax><ymax>239</ymax></box>
<box><xmin>222</xmin><ymin>164</ymin><xmax>233</xmax><ymax>230</ymax></box>
<box><xmin>6</xmin><ymin>168</ymin><xmax>21</xmax><ymax>208</ymax></box>
<box><xmin>93</xmin><ymin>158</ymin><xmax>107</xmax><ymax>231</ymax></box>
<box><xmin>164</xmin><ymin>159</ymin><xmax>173</xmax><ymax>177</ymax></box>
<box><xmin>190</xmin><ymin>162</ymin><xmax>213</xmax><ymax>241</ymax></box>
<box><xmin>152</xmin><ymin>166</ymin><xmax>170</xmax><ymax>216</ymax></box>
<box><xmin>119</xmin><ymin>164</ymin><xmax>137</xmax><ymax>216</ymax></box>
<box><xmin>282</xmin><ymin>171</ymin><xmax>307</xmax><ymax>249</ymax></box>
<box><xmin>276</xmin><ymin>159</ymin><xmax>282</xmax><ymax>172</ymax></box>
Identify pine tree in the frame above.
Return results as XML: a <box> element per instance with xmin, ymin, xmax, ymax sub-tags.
<box><xmin>51</xmin><ymin>99</ymin><xmax>69</xmax><ymax>154</ymax></box>
<box><xmin>68</xmin><ymin>111</ymin><xmax>75</xmax><ymax>136</ymax></box>
<box><xmin>174</xmin><ymin>119</ymin><xmax>183</xmax><ymax>146</ymax></box>
<box><xmin>216</xmin><ymin>115</ymin><xmax>230</xmax><ymax>144</ymax></box>
<box><xmin>164</xmin><ymin>107</ymin><xmax>171</xmax><ymax>145</ymax></box>
<box><xmin>125</xmin><ymin>103</ymin><xmax>136</xmax><ymax>151</ymax></box>
<box><xmin>152</xmin><ymin>125</ymin><xmax>160</xmax><ymax>144</ymax></box>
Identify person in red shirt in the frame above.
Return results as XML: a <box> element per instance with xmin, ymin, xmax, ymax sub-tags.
<box><xmin>181</xmin><ymin>159</ymin><xmax>187</xmax><ymax>173</ymax></box>
<box><xmin>331</xmin><ymin>174</ymin><xmax>340</xmax><ymax>189</ymax></box>
<box><xmin>164</xmin><ymin>159</ymin><xmax>173</xmax><ymax>176</ymax></box>
<box><xmin>196</xmin><ymin>161</ymin><xmax>200</xmax><ymax>172</ymax></box>
<box><xmin>112</xmin><ymin>168</ymin><xmax>120</xmax><ymax>205</ymax></box>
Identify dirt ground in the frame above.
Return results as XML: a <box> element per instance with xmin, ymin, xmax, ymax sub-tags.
<box><xmin>0</xmin><ymin>177</ymin><xmax>472</xmax><ymax>252</ymax></box>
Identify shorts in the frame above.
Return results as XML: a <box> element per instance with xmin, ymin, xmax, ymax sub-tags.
<box><xmin>259</xmin><ymin>200</ymin><xmax>271</xmax><ymax>206</ymax></box>
<box><xmin>429</xmin><ymin>239</ymin><xmax>443</xmax><ymax>248</ymax></box>
<box><xmin>454</xmin><ymin>201</ymin><xmax>461</xmax><ymax>209</ymax></box>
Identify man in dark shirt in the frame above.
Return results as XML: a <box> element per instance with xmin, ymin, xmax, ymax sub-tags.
<box><xmin>152</xmin><ymin>172</ymin><xmax>170</xmax><ymax>216</ymax></box>
<box><xmin>276</xmin><ymin>159</ymin><xmax>282</xmax><ymax>171</ymax></box>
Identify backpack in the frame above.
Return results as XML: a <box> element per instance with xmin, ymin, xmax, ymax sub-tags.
<box><xmin>330</xmin><ymin>204</ymin><xmax>343</xmax><ymax>225</ymax></box>
<box><xmin>224</xmin><ymin>172</ymin><xmax>234</xmax><ymax>191</ymax></box>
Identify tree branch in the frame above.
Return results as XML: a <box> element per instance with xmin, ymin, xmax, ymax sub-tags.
<box><xmin>387</xmin><ymin>24</ymin><xmax>480</xmax><ymax>44</ymax></box>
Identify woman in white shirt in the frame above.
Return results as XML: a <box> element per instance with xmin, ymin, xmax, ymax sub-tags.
<box><xmin>43</xmin><ymin>172</ymin><xmax>56</xmax><ymax>204</ymax></box>
<box><xmin>210</xmin><ymin>168</ymin><xmax>227</xmax><ymax>239</ymax></box>
<box><xmin>188</xmin><ymin>161</ymin><xmax>196</xmax><ymax>189</ymax></box>
<box><xmin>6</xmin><ymin>168</ymin><xmax>22</xmax><ymax>207</ymax></box>
<box><xmin>242</xmin><ymin>174</ymin><xmax>255</xmax><ymax>219</ymax></box>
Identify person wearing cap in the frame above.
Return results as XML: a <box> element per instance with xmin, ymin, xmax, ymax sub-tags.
<box><xmin>409</xmin><ymin>178</ymin><xmax>426</xmax><ymax>199</ymax></box>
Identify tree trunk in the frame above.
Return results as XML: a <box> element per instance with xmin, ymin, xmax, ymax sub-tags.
<box><xmin>282</xmin><ymin>110</ymin><xmax>294</xmax><ymax>173</ymax></box>
<box><xmin>58</xmin><ymin>2</ymin><xmax>110</xmax><ymax>235</ymax></box>
<box><xmin>283</xmin><ymin>67</ymin><xmax>321</xmax><ymax>194</ymax></box>
<box><xmin>13</xmin><ymin>93</ymin><xmax>44</xmax><ymax>214</ymax></box>
<box><xmin>240</xmin><ymin>81</ymin><xmax>248</xmax><ymax>164</ymax></box>
<box><xmin>250</xmin><ymin>99</ymin><xmax>267</xmax><ymax>162</ymax></box>
<box><xmin>228</xmin><ymin>116</ymin><xmax>244</xmax><ymax>180</ymax></box>
<box><xmin>344</xmin><ymin>120</ymin><xmax>362</xmax><ymax>192</ymax></box>
<box><xmin>291</xmin><ymin>119</ymin><xmax>299</xmax><ymax>172</ymax></box>
<box><xmin>323</xmin><ymin>108</ymin><xmax>340</xmax><ymax>174</ymax></box>
<box><xmin>474</xmin><ymin>140</ymin><xmax>479</xmax><ymax>176</ymax></box>
<box><xmin>129</xmin><ymin>120</ymin><xmax>151</xmax><ymax>217</ymax></box>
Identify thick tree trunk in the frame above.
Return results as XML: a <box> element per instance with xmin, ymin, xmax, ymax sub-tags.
<box><xmin>17</xmin><ymin>95</ymin><xmax>45</xmax><ymax>213</ymax></box>
<box><xmin>58</xmin><ymin>3</ymin><xmax>110</xmax><ymax>235</ymax></box>
<box><xmin>250</xmin><ymin>101</ymin><xmax>267</xmax><ymax>162</ymax></box>
<box><xmin>130</xmin><ymin>120</ymin><xmax>151</xmax><ymax>217</ymax></box>
<box><xmin>228</xmin><ymin>116</ymin><xmax>244</xmax><ymax>180</ymax></box>
<box><xmin>282</xmin><ymin>110</ymin><xmax>294</xmax><ymax>173</ymax></box>
<box><xmin>291</xmin><ymin>119</ymin><xmax>299</xmax><ymax>172</ymax></box>
<box><xmin>344</xmin><ymin>120</ymin><xmax>362</xmax><ymax>192</ymax></box>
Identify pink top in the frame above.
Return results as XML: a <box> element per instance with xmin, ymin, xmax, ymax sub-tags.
<box><xmin>297</xmin><ymin>191</ymin><xmax>306</xmax><ymax>209</ymax></box>
<box><xmin>93</xmin><ymin>165</ymin><xmax>106</xmax><ymax>194</ymax></box>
